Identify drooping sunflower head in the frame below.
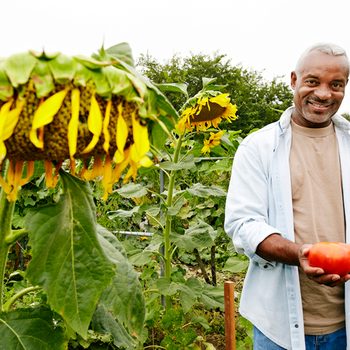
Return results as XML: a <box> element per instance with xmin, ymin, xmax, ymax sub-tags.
<box><xmin>176</xmin><ymin>92</ymin><xmax>238</xmax><ymax>134</ymax></box>
<box><xmin>0</xmin><ymin>43</ymin><xmax>176</xmax><ymax>201</ymax></box>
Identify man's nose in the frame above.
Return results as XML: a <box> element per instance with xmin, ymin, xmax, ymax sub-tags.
<box><xmin>314</xmin><ymin>84</ymin><xmax>332</xmax><ymax>100</ymax></box>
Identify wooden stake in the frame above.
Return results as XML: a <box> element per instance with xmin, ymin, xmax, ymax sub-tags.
<box><xmin>224</xmin><ymin>281</ymin><xmax>236</xmax><ymax>350</ymax></box>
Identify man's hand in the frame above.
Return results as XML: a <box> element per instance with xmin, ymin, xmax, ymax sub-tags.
<box><xmin>298</xmin><ymin>244</ymin><xmax>350</xmax><ymax>287</ymax></box>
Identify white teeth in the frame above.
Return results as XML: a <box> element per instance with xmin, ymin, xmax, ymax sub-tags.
<box><xmin>310</xmin><ymin>101</ymin><xmax>329</xmax><ymax>108</ymax></box>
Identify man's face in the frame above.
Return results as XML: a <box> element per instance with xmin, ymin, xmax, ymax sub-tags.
<box><xmin>291</xmin><ymin>51</ymin><xmax>349</xmax><ymax>128</ymax></box>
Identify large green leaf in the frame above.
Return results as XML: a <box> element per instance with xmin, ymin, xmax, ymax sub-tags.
<box><xmin>25</xmin><ymin>171</ymin><xmax>114</xmax><ymax>338</ymax></box>
<box><xmin>0</xmin><ymin>308</ymin><xmax>66</xmax><ymax>349</ymax></box>
<box><xmin>96</xmin><ymin>225</ymin><xmax>146</xmax><ymax>346</ymax></box>
<box><xmin>92</xmin><ymin>305</ymin><xmax>137</xmax><ymax>349</ymax></box>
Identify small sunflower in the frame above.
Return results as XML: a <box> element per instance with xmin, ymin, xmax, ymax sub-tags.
<box><xmin>177</xmin><ymin>93</ymin><xmax>237</xmax><ymax>133</ymax></box>
<box><xmin>201</xmin><ymin>130</ymin><xmax>225</xmax><ymax>155</ymax></box>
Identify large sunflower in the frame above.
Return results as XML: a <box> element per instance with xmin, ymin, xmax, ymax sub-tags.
<box><xmin>0</xmin><ymin>45</ymin><xmax>175</xmax><ymax>201</ymax></box>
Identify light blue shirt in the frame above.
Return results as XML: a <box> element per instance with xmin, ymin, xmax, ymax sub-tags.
<box><xmin>224</xmin><ymin>107</ymin><xmax>350</xmax><ymax>349</ymax></box>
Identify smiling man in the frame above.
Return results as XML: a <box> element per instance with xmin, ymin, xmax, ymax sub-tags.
<box><xmin>224</xmin><ymin>43</ymin><xmax>350</xmax><ymax>349</ymax></box>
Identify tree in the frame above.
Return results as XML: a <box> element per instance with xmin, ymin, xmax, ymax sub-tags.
<box><xmin>137</xmin><ymin>52</ymin><xmax>293</xmax><ymax>135</ymax></box>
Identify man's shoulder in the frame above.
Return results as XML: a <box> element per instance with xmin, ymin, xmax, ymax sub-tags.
<box><xmin>241</xmin><ymin>121</ymin><xmax>279</xmax><ymax>146</ymax></box>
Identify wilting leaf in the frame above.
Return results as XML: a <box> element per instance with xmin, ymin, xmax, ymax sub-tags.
<box><xmin>25</xmin><ymin>171</ymin><xmax>114</xmax><ymax>338</ymax></box>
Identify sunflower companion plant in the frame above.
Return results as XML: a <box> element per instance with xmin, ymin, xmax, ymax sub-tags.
<box><xmin>0</xmin><ymin>43</ymin><xmax>177</xmax><ymax>349</ymax></box>
<box><xmin>161</xmin><ymin>80</ymin><xmax>237</xmax><ymax>297</ymax></box>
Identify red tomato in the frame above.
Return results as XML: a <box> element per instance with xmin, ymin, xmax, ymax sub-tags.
<box><xmin>308</xmin><ymin>242</ymin><xmax>350</xmax><ymax>276</ymax></box>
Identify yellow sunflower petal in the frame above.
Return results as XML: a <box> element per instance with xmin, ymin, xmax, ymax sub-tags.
<box><xmin>113</xmin><ymin>103</ymin><xmax>128</xmax><ymax>163</ymax></box>
<box><xmin>0</xmin><ymin>101</ymin><xmax>13</xmax><ymax>137</ymax></box>
<box><xmin>0</xmin><ymin>174</ymin><xmax>11</xmax><ymax>194</ymax></box>
<box><xmin>209</xmin><ymin>93</ymin><xmax>230</xmax><ymax>107</ymax></box>
<box><xmin>132</xmin><ymin>112</ymin><xmax>149</xmax><ymax>161</ymax></box>
<box><xmin>101</xmin><ymin>155</ymin><xmax>113</xmax><ymax>201</ymax></box>
<box><xmin>2</xmin><ymin>100</ymin><xmax>23</xmax><ymax>141</ymax></box>
<box><xmin>112</xmin><ymin>148</ymin><xmax>131</xmax><ymax>183</ymax></box>
<box><xmin>201</xmin><ymin>140</ymin><xmax>211</xmax><ymax>155</ymax></box>
<box><xmin>81</xmin><ymin>94</ymin><xmax>103</xmax><ymax>154</ymax></box>
<box><xmin>103</xmin><ymin>100</ymin><xmax>112</xmax><ymax>153</ymax></box>
<box><xmin>30</xmin><ymin>89</ymin><xmax>68</xmax><ymax>149</ymax></box>
<box><xmin>20</xmin><ymin>161</ymin><xmax>35</xmax><ymax>186</ymax></box>
<box><xmin>68</xmin><ymin>88</ymin><xmax>80</xmax><ymax>158</ymax></box>
<box><xmin>139</xmin><ymin>155</ymin><xmax>153</xmax><ymax>168</ymax></box>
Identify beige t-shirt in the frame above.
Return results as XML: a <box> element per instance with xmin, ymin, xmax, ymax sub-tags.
<box><xmin>290</xmin><ymin>119</ymin><xmax>345</xmax><ymax>335</ymax></box>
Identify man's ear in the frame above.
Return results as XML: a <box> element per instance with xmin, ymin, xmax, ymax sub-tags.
<box><xmin>291</xmin><ymin>71</ymin><xmax>297</xmax><ymax>90</ymax></box>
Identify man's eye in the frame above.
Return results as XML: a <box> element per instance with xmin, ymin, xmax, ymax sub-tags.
<box><xmin>332</xmin><ymin>82</ymin><xmax>344</xmax><ymax>89</ymax></box>
<box><xmin>305</xmin><ymin>79</ymin><xmax>318</xmax><ymax>86</ymax></box>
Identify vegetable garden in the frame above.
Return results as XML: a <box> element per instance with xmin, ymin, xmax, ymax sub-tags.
<box><xmin>0</xmin><ymin>42</ymin><xmax>293</xmax><ymax>349</ymax></box>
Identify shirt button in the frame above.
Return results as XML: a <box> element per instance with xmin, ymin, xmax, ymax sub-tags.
<box><xmin>295</xmin><ymin>324</ymin><xmax>299</xmax><ymax>328</ymax></box>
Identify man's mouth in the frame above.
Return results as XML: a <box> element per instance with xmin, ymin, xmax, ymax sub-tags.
<box><xmin>307</xmin><ymin>100</ymin><xmax>332</xmax><ymax>111</ymax></box>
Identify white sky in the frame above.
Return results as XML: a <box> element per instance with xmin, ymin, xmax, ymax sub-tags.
<box><xmin>2</xmin><ymin>0</ymin><xmax>350</xmax><ymax>113</ymax></box>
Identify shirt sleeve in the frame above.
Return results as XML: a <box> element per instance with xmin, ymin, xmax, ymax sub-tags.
<box><xmin>224</xmin><ymin>138</ymin><xmax>281</xmax><ymax>266</ymax></box>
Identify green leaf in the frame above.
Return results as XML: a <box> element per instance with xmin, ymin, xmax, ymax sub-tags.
<box><xmin>0</xmin><ymin>308</ymin><xmax>66</xmax><ymax>349</ymax></box>
<box><xmin>198</xmin><ymin>158</ymin><xmax>233</xmax><ymax>173</ymax></box>
<box><xmin>47</xmin><ymin>54</ymin><xmax>76</xmax><ymax>83</ymax></box>
<box><xmin>31</xmin><ymin>60</ymin><xmax>55</xmax><ymax>98</ymax></box>
<box><xmin>4</xmin><ymin>52</ymin><xmax>37</xmax><ymax>87</ymax></box>
<box><xmin>92</xmin><ymin>305</ymin><xmax>137</xmax><ymax>349</ymax></box>
<box><xmin>0</xmin><ymin>61</ymin><xmax>14</xmax><ymax>100</ymax></box>
<box><xmin>155</xmin><ymin>82</ymin><xmax>188</xmax><ymax>98</ymax></box>
<box><xmin>104</xmin><ymin>46</ymin><xmax>179</xmax><ymax>119</ymax></box>
<box><xmin>25</xmin><ymin>171</ymin><xmax>114</xmax><ymax>338</ymax></box>
<box><xmin>104</xmin><ymin>65</ymin><xmax>133</xmax><ymax>95</ymax></box>
<box><xmin>105</xmin><ymin>42</ymin><xmax>135</xmax><ymax>67</ymax></box>
<box><xmin>155</xmin><ymin>278</ymin><xmax>179</xmax><ymax>296</ymax></box>
<box><xmin>172</xmin><ymin>220</ymin><xmax>216</xmax><ymax>252</ymax></box>
<box><xmin>96</xmin><ymin>225</ymin><xmax>145</xmax><ymax>346</ymax></box>
<box><xmin>159</xmin><ymin>154</ymin><xmax>196</xmax><ymax>171</ymax></box>
<box><xmin>186</xmin><ymin>183</ymin><xmax>227</xmax><ymax>198</ymax></box>
<box><xmin>108</xmin><ymin>206</ymin><xmax>140</xmax><ymax>219</ymax></box>
<box><xmin>90</xmin><ymin>69</ymin><xmax>112</xmax><ymax>97</ymax></box>
<box><xmin>115</xmin><ymin>183</ymin><xmax>148</xmax><ymax>198</ymax></box>
<box><xmin>128</xmin><ymin>250</ymin><xmax>154</xmax><ymax>266</ymax></box>
<box><xmin>167</xmin><ymin>197</ymin><xmax>186</xmax><ymax>216</ymax></box>
<box><xmin>74</xmin><ymin>55</ymin><xmax>111</xmax><ymax>70</ymax></box>
<box><xmin>202</xmin><ymin>77</ymin><xmax>217</xmax><ymax>89</ymax></box>
<box><xmin>200</xmin><ymin>285</ymin><xmax>224</xmax><ymax>310</ymax></box>
<box><xmin>150</xmin><ymin>114</ymin><xmax>174</xmax><ymax>150</ymax></box>
<box><xmin>223</xmin><ymin>256</ymin><xmax>249</xmax><ymax>273</ymax></box>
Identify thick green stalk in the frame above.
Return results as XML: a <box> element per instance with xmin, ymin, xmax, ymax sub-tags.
<box><xmin>163</xmin><ymin>133</ymin><xmax>183</xmax><ymax>309</ymax></box>
<box><xmin>0</xmin><ymin>189</ymin><xmax>15</xmax><ymax>311</ymax></box>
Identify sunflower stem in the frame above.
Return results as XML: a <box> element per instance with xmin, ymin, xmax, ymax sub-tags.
<box><xmin>3</xmin><ymin>286</ymin><xmax>41</xmax><ymax>312</ymax></box>
<box><xmin>0</xmin><ymin>188</ymin><xmax>16</xmax><ymax>311</ymax></box>
<box><xmin>163</xmin><ymin>133</ymin><xmax>184</xmax><ymax>310</ymax></box>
